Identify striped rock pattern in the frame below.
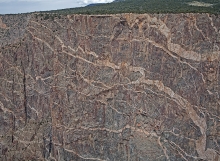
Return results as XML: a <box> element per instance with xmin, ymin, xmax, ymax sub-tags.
<box><xmin>0</xmin><ymin>13</ymin><xmax>220</xmax><ymax>160</ymax></box>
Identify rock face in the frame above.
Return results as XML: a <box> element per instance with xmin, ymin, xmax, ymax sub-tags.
<box><xmin>0</xmin><ymin>13</ymin><xmax>220</xmax><ymax>161</ymax></box>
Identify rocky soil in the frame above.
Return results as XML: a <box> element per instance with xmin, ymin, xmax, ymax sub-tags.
<box><xmin>0</xmin><ymin>13</ymin><xmax>220</xmax><ymax>160</ymax></box>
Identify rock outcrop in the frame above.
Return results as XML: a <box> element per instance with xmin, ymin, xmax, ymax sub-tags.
<box><xmin>0</xmin><ymin>13</ymin><xmax>219</xmax><ymax>161</ymax></box>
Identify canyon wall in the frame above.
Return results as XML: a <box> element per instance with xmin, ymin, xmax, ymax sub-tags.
<box><xmin>0</xmin><ymin>13</ymin><xmax>220</xmax><ymax>161</ymax></box>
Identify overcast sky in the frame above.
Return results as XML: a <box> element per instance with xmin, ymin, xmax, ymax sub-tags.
<box><xmin>0</xmin><ymin>0</ymin><xmax>114</xmax><ymax>14</ymax></box>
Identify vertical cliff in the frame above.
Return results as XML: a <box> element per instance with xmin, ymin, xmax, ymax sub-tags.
<box><xmin>0</xmin><ymin>13</ymin><xmax>220</xmax><ymax>160</ymax></box>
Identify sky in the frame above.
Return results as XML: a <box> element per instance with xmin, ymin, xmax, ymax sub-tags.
<box><xmin>0</xmin><ymin>0</ymin><xmax>114</xmax><ymax>14</ymax></box>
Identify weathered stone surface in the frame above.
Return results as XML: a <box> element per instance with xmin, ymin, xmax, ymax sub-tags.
<box><xmin>0</xmin><ymin>13</ymin><xmax>219</xmax><ymax>161</ymax></box>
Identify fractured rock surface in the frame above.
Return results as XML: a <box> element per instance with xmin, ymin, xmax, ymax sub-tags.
<box><xmin>0</xmin><ymin>13</ymin><xmax>220</xmax><ymax>160</ymax></box>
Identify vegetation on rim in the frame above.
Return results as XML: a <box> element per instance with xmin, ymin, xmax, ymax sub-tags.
<box><xmin>40</xmin><ymin>0</ymin><xmax>220</xmax><ymax>15</ymax></box>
